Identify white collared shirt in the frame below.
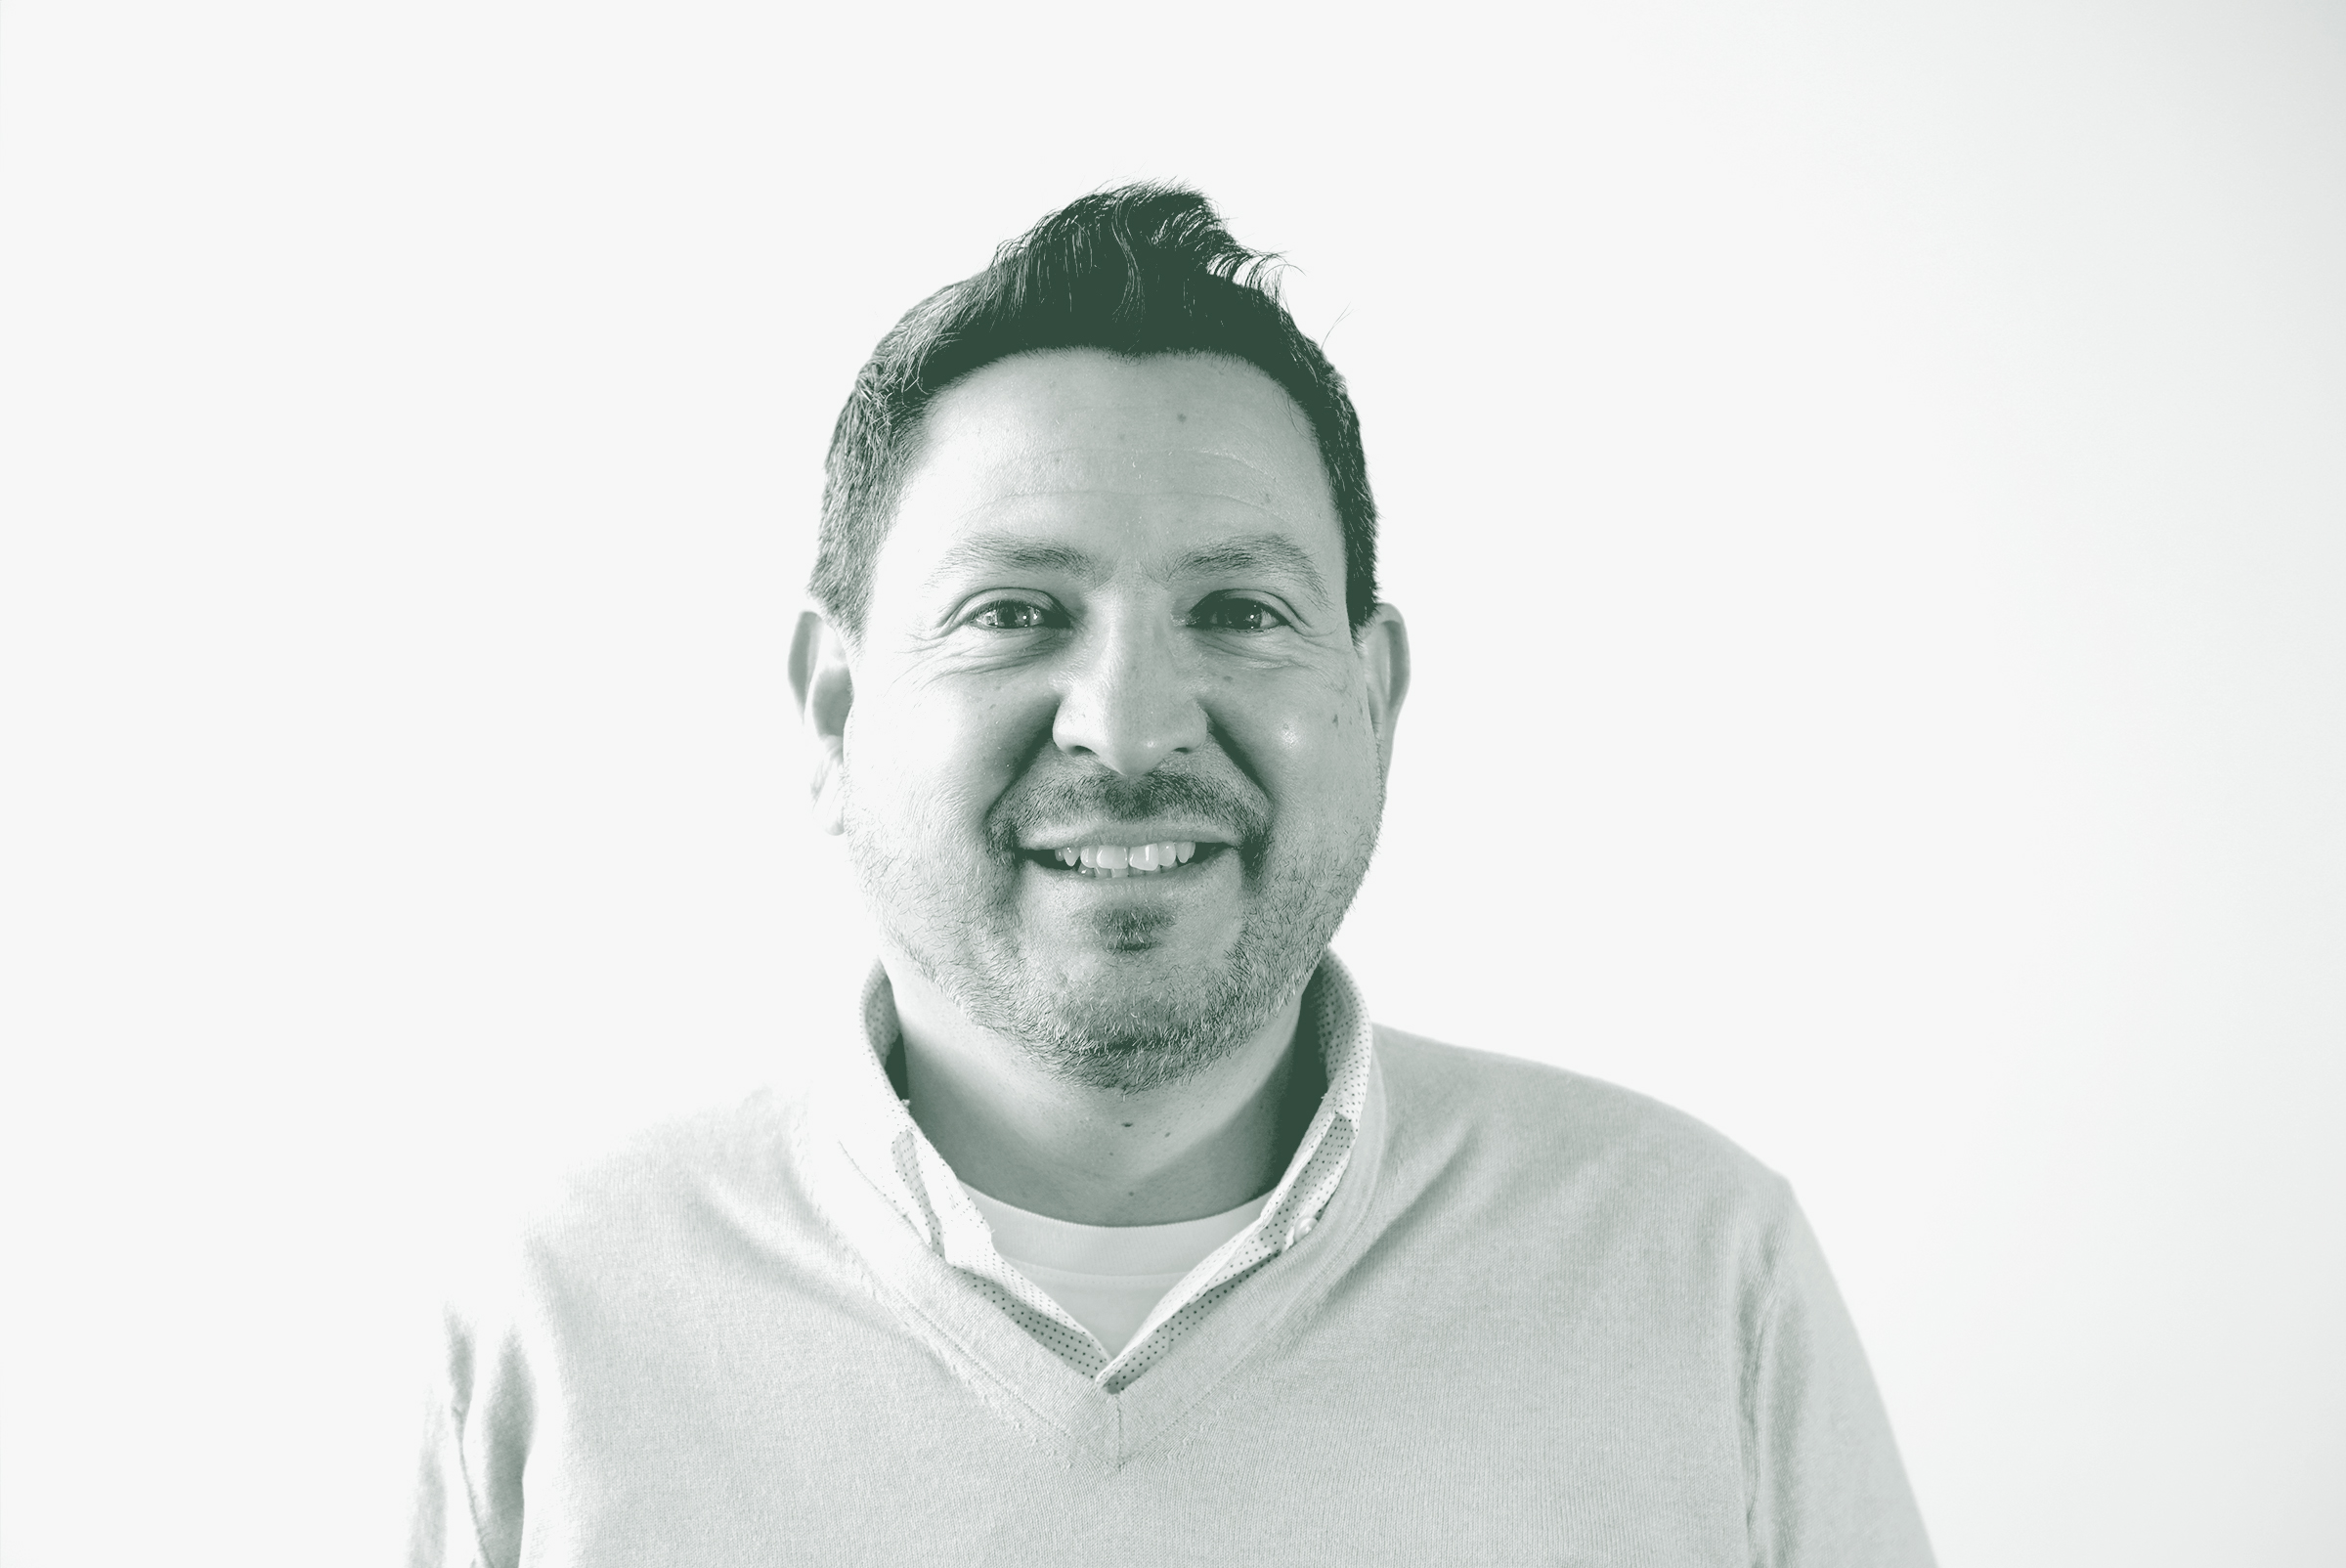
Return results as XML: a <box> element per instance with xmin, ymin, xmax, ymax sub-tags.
<box><xmin>828</xmin><ymin>953</ymin><xmax>1375</xmax><ymax>1390</ymax></box>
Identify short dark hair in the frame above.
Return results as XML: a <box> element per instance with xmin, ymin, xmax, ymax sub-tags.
<box><xmin>811</xmin><ymin>184</ymin><xmax>1378</xmax><ymax>638</ymax></box>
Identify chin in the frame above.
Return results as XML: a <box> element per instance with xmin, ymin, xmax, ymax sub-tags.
<box><xmin>963</xmin><ymin>939</ymin><xmax>1284</xmax><ymax>1091</ymax></box>
<box><xmin>1011</xmin><ymin>989</ymin><xmax>1262</xmax><ymax>1093</ymax></box>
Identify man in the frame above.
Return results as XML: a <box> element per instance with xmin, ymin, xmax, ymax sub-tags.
<box><xmin>411</xmin><ymin>185</ymin><xmax>1933</xmax><ymax>1566</ymax></box>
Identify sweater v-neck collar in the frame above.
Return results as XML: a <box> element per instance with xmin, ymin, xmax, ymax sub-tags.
<box><xmin>799</xmin><ymin>953</ymin><xmax>1389</xmax><ymax>1467</ymax></box>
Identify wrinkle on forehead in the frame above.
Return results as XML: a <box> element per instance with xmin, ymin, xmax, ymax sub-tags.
<box><xmin>923</xmin><ymin>450</ymin><xmax>1303</xmax><ymax>524</ymax></box>
<box><xmin>896</xmin><ymin>350</ymin><xmax>1337</xmax><ymax>529</ymax></box>
<box><xmin>900</xmin><ymin>439</ymin><xmax>1328</xmax><ymax>531</ymax></box>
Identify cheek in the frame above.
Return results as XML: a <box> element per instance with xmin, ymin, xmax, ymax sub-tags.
<box><xmin>1250</xmin><ymin>680</ymin><xmax>1380</xmax><ymax>807</ymax></box>
<box><xmin>849</xmin><ymin>682</ymin><xmax>1051</xmax><ymax>814</ymax></box>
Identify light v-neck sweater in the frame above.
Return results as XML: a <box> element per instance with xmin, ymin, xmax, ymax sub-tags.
<box><xmin>411</xmin><ymin>958</ymin><xmax>1933</xmax><ymax>1567</ymax></box>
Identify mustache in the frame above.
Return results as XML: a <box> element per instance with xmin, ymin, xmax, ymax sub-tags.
<box><xmin>986</xmin><ymin>762</ymin><xmax>1274</xmax><ymax>861</ymax></box>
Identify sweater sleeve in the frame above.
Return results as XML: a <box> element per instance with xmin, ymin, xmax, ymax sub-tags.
<box><xmin>406</xmin><ymin>1302</ymin><xmax>531</xmax><ymax>1568</ymax></box>
<box><xmin>1746</xmin><ymin>1189</ymin><xmax>1936</xmax><ymax>1568</ymax></box>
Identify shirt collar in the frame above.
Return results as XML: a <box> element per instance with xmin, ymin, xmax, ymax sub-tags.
<box><xmin>839</xmin><ymin>953</ymin><xmax>1372</xmax><ymax>1178</ymax></box>
<box><xmin>823</xmin><ymin>951</ymin><xmax>1376</xmax><ymax>1380</ymax></box>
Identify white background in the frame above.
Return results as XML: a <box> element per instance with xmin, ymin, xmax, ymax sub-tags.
<box><xmin>3</xmin><ymin>2</ymin><xmax>2341</xmax><ymax>1563</ymax></box>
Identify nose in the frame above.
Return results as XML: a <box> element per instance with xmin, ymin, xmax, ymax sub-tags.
<box><xmin>1051</xmin><ymin>607</ymin><xmax>1208</xmax><ymax>776</ymax></box>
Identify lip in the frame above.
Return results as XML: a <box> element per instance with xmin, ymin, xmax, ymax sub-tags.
<box><xmin>1019</xmin><ymin>840</ymin><xmax>1237</xmax><ymax>882</ymax></box>
<box><xmin>1015</xmin><ymin>822</ymin><xmax>1239</xmax><ymax>852</ymax></box>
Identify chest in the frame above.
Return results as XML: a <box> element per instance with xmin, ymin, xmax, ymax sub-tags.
<box><xmin>518</xmin><ymin>1250</ymin><xmax>1756</xmax><ymax>1568</ymax></box>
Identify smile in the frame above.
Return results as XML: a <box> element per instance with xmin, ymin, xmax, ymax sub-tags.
<box><xmin>1027</xmin><ymin>841</ymin><xmax>1216</xmax><ymax>879</ymax></box>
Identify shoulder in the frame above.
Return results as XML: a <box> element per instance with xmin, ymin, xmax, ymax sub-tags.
<box><xmin>532</xmin><ymin>1090</ymin><xmax>805</xmax><ymax>1257</ymax></box>
<box><xmin>435</xmin><ymin>1089</ymin><xmax>809</xmax><ymax>1322</ymax></box>
<box><xmin>1369</xmin><ymin>1024</ymin><xmax>1793</xmax><ymax>1226</ymax></box>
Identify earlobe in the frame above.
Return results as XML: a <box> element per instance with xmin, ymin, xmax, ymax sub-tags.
<box><xmin>788</xmin><ymin>609</ymin><xmax>854</xmax><ymax>836</ymax></box>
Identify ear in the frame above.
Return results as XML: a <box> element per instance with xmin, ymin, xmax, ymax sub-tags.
<box><xmin>1357</xmin><ymin>602</ymin><xmax>1412</xmax><ymax>774</ymax></box>
<box><xmin>788</xmin><ymin>609</ymin><xmax>854</xmax><ymax>837</ymax></box>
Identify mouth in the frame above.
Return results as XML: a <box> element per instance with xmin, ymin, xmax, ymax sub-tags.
<box><xmin>1019</xmin><ymin>840</ymin><xmax>1233</xmax><ymax>880</ymax></box>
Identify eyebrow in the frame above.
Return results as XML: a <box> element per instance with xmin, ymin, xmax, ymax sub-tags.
<box><xmin>926</xmin><ymin>530</ymin><xmax>1332</xmax><ymax>604</ymax></box>
<box><xmin>925</xmin><ymin>535</ymin><xmax>1100</xmax><ymax>588</ymax></box>
<box><xmin>1169</xmin><ymin>536</ymin><xmax>1331</xmax><ymax>603</ymax></box>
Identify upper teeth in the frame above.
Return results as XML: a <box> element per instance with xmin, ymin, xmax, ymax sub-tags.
<box><xmin>1053</xmin><ymin>842</ymin><xmax>1198</xmax><ymax>875</ymax></box>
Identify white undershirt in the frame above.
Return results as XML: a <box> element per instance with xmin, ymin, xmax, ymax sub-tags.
<box><xmin>961</xmin><ymin>1183</ymin><xmax>1273</xmax><ymax>1357</ymax></box>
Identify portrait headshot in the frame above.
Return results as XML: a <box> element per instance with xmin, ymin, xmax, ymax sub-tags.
<box><xmin>1</xmin><ymin>5</ymin><xmax>2340</xmax><ymax>1568</ymax></box>
<box><xmin>401</xmin><ymin>183</ymin><xmax>1932</xmax><ymax>1563</ymax></box>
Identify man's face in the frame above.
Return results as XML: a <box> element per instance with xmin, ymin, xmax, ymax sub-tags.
<box><xmin>814</xmin><ymin>349</ymin><xmax>1406</xmax><ymax>1091</ymax></box>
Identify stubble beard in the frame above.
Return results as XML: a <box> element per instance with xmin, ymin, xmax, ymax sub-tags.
<box><xmin>841</xmin><ymin>765</ymin><xmax>1381</xmax><ymax>1095</ymax></box>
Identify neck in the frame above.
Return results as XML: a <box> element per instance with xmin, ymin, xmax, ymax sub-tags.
<box><xmin>884</xmin><ymin>960</ymin><xmax>1325</xmax><ymax>1227</ymax></box>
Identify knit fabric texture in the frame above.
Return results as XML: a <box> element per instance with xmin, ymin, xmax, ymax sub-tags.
<box><xmin>409</xmin><ymin>954</ymin><xmax>1936</xmax><ymax>1567</ymax></box>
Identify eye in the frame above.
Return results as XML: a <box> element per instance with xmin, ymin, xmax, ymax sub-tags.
<box><xmin>966</xmin><ymin>597</ymin><xmax>1060</xmax><ymax>631</ymax></box>
<box><xmin>1189</xmin><ymin>595</ymin><xmax>1291</xmax><ymax>633</ymax></box>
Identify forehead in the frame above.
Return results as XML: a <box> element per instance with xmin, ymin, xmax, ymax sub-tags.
<box><xmin>873</xmin><ymin>350</ymin><xmax>1342</xmax><ymax>596</ymax></box>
